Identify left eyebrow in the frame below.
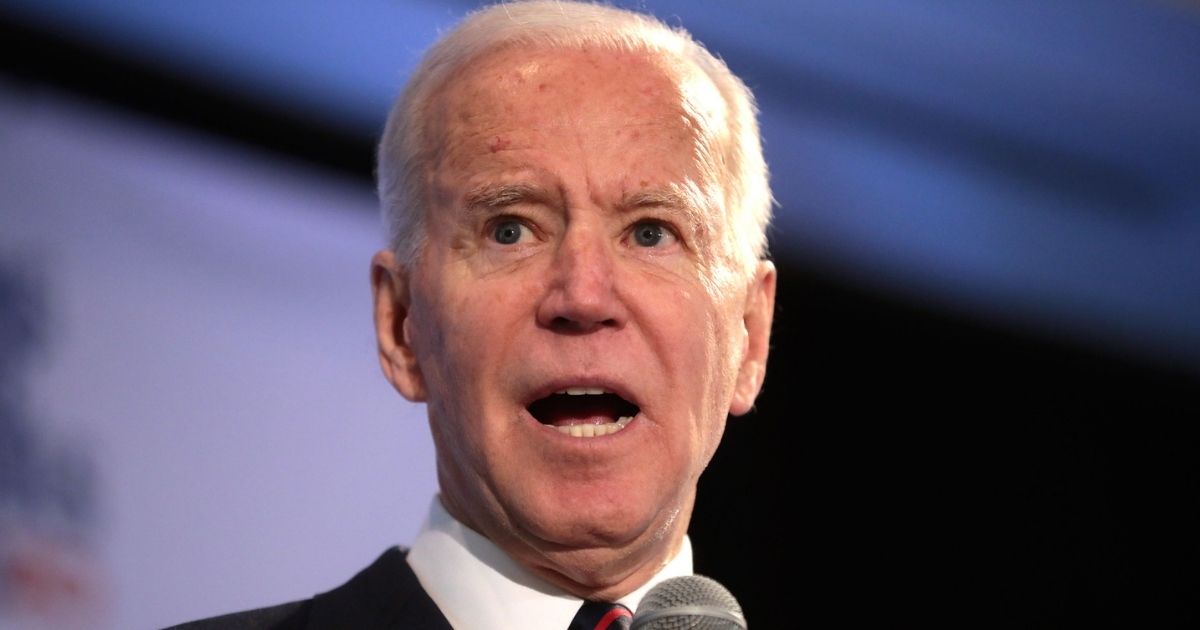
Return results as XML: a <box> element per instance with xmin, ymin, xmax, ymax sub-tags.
<box><xmin>619</xmin><ymin>188</ymin><xmax>708</xmax><ymax>229</ymax></box>
<box><xmin>623</xmin><ymin>189</ymin><xmax>689</xmax><ymax>209</ymax></box>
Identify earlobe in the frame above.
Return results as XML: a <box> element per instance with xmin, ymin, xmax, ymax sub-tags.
<box><xmin>371</xmin><ymin>250</ymin><xmax>427</xmax><ymax>402</ymax></box>
<box><xmin>729</xmin><ymin>261</ymin><xmax>776</xmax><ymax>416</ymax></box>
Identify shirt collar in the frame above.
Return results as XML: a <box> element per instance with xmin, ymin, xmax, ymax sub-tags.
<box><xmin>407</xmin><ymin>496</ymin><xmax>693</xmax><ymax>630</ymax></box>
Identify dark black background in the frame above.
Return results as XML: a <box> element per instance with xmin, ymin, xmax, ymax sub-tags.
<box><xmin>693</xmin><ymin>266</ymin><xmax>1199</xmax><ymax>628</ymax></box>
<box><xmin>7</xmin><ymin>14</ymin><xmax>1197</xmax><ymax>628</ymax></box>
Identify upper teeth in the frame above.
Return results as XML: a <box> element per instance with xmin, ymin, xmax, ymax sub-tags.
<box><xmin>556</xmin><ymin>387</ymin><xmax>608</xmax><ymax>395</ymax></box>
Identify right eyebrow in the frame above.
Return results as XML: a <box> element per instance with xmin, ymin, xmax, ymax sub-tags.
<box><xmin>462</xmin><ymin>183</ymin><xmax>547</xmax><ymax>212</ymax></box>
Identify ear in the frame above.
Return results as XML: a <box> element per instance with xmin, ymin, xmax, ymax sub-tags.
<box><xmin>729</xmin><ymin>260</ymin><xmax>777</xmax><ymax>416</ymax></box>
<box><xmin>371</xmin><ymin>250</ymin><xmax>427</xmax><ymax>402</ymax></box>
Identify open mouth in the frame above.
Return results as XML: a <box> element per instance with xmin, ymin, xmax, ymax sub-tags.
<box><xmin>527</xmin><ymin>387</ymin><xmax>639</xmax><ymax>438</ymax></box>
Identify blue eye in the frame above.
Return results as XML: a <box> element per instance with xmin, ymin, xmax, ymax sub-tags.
<box><xmin>492</xmin><ymin>219</ymin><xmax>525</xmax><ymax>245</ymax></box>
<box><xmin>632</xmin><ymin>222</ymin><xmax>666</xmax><ymax>247</ymax></box>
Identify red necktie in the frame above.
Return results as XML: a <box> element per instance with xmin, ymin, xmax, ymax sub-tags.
<box><xmin>568</xmin><ymin>600</ymin><xmax>633</xmax><ymax>630</ymax></box>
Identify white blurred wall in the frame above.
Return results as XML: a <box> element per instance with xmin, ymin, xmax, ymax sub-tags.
<box><xmin>0</xmin><ymin>85</ymin><xmax>437</xmax><ymax>629</ymax></box>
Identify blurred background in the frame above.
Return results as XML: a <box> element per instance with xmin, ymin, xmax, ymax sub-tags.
<box><xmin>1</xmin><ymin>0</ymin><xmax>1197</xmax><ymax>627</ymax></box>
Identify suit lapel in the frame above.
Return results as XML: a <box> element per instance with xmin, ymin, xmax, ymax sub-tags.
<box><xmin>306</xmin><ymin>547</ymin><xmax>453</xmax><ymax>629</ymax></box>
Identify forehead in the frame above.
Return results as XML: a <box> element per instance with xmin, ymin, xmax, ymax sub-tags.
<box><xmin>424</xmin><ymin>45</ymin><xmax>727</xmax><ymax>172</ymax></box>
<box><xmin>445</xmin><ymin>45</ymin><xmax>685</xmax><ymax>113</ymax></box>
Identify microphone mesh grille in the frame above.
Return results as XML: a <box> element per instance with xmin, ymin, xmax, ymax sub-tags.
<box><xmin>635</xmin><ymin>575</ymin><xmax>744</xmax><ymax>628</ymax></box>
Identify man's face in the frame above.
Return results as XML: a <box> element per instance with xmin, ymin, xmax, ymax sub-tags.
<box><xmin>373</xmin><ymin>46</ymin><xmax>774</xmax><ymax>596</ymax></box>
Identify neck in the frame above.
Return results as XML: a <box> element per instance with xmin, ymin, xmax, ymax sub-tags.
<box><xmin>522</xmin><ymin>528</ymin><xmax>688</xmax><ymax>601</ymax></box>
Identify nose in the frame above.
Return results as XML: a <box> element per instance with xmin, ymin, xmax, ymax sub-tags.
<box><xmin>535</xmin><ymin>225</ymin><xmax>626</xmax><ymax>333</ymax></box>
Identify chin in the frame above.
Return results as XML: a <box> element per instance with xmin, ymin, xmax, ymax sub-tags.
<box><xmin>517</xmin><ymin>486</ymin><xmax>678</xmax><ymax>552</ymax></box>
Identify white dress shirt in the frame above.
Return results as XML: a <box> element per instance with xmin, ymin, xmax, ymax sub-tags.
<box><xmin>407</xmin><ymin>496</ymin><xmax>693</xmax><ymax>630</ymax></box>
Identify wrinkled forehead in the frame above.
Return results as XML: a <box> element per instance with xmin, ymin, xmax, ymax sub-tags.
<box><xmin>423</xmin><ymin>43</ymin><xmax>730</xmax><ymax>171</ymax></box>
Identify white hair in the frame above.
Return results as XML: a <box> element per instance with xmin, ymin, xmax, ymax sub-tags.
<box><xmin>377</xmin><ymin>0</ymin><xmax>772</xmax><ymax>272</ymax></box>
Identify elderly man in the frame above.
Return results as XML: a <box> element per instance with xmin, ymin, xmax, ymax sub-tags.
<box><xmin>172</xmin><ymin>1</ymin><xmax>773</xmax><ymax>628</ymax></box>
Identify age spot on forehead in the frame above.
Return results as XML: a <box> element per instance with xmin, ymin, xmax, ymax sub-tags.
<box><xmin>488</xmin><ymin>135</ymin><xmax>511</xmax><ymax>153</ymax></box>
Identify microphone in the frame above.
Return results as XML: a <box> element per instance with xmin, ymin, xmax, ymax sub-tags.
<box><xmin>631</xmin><ymin>575</ymin><xmax>748</xmax><ymax>629</ymax></box>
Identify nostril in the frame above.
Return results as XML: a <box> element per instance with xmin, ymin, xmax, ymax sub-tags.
<box><xmin>536</xmin><ymin>259</ymin><xmax>626</xmax><ymax>331</ymax></box>
<box><xmin>549</xmin><ymin>315</ymin><xmax>620</xmax><ymax>334</ymax></box>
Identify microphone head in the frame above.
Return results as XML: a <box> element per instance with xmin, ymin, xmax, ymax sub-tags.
<box><xmin>631</xmin><ymin>575</ymin><xmax>747</xmax><ymax>629</ymax></box>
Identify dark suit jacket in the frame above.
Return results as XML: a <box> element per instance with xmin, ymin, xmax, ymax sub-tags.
<box><xmin>166</xmin><ymin>547</ymin><xmax>452</xmax><ymax>629</ymax></box>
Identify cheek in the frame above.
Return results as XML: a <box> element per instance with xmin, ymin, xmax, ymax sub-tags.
<box><xmin>636</xmin><ymin>275</ymin><xmax>733</xmax><ymax>375</ymax></box>
<box><xmin>690</xmin><ymin>302</ymin><xmax>746</xmax><ymax>409</ymax></box>
<box><xmin>412</xmin><ymin>290</ymin><xmax>494</xmax><ymax>469</ymax></box>
<box><xmin>408</xmin><ymin>272</ymin><xmax>473</xmax><ymax>410</ymax></box>
<box><xmin>413</xmin><ymin>266</ymin><xmax>538</xmax><ymax>395</ymax></box>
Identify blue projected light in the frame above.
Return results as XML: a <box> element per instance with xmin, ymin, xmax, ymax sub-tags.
<box><xmin>4</xmin><ymin>0</ymin><xmax>1199</xmax><ymax>369</ymax></box>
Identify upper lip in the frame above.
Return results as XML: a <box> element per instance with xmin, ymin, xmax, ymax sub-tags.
<box><xmin>521</xmin><ymin>376</ymin><xmax>641</xmax><ymax>409</ymax></box>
